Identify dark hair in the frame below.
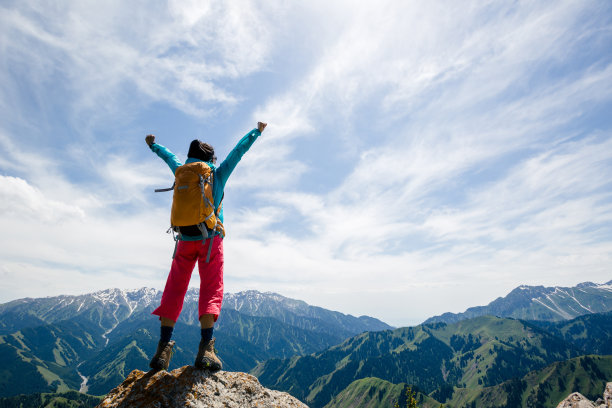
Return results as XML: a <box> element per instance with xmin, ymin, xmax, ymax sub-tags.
<box><xmin>188</xmin><ymin>140</ymin><xmax>215</xmax><ymax>162</ymax></box>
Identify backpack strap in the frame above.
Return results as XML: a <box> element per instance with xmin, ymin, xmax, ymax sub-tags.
<box><xmin>196</xmin><ymin>221</ymin><xmax>216</xmax><ymax>263</ymax></box>
<box><xmin>167</xmin><ymin>226</ymin><xmax>182</xmax><ymax>259</ymax></box>
<box><xmin>198</xmin><ymin>174</ymin><xmax>214</xmax><ymax>208</ymax></box>
<box><xmin>155</xmin><ymin>182</ymin><xmax>175</xmax><ymax>193</ymax></box>
<box><xmin>197</xmin><ymin>173</ymin><xmax>215</xmax><ymax>262</ymax></box>
<box><xmin>205</xmin><ymin>232</ymin><xmax>215</xmax><ymax>263</ymax></box>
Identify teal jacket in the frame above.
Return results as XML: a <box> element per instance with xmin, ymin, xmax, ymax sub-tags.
<box><xmin>150</xmin><ymin>128</ymin><xmax>261</xmax><ymax>240</ymax></box>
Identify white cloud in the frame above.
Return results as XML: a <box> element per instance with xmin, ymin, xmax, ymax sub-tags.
<box><xmin>0</xmin><ymin>1</ymin><xmax>611</xmax><ymax>327</ymax></box>
<box><xmin>0</xmin><ymin>0</ymin><xmax>275</xmax><ymax>122</ymax></box>
<box><xmin>218</xmin><ymin>1</ymin><xmax>612</xmax><ymax>324</ymax></box>
<box><xmin>0</xmin><ymin>175</ymin><xmax>85</xmax><ymax>223</ymax></box>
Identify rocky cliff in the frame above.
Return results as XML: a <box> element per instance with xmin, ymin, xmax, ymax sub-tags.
<box><xmin>556</xmin><ymin>382</ymin><xmax>611</xmax><ymax>408</ymax></box>
<box><xmin>97</xmin><ymin>366</ymin><xmax>308</xmax><ymax>408</ymax></box>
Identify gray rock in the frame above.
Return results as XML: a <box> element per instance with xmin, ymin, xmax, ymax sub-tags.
<box><xmin>97</xmin><ymin>366</ymin><xmax>308</xmax><ymax>408</ymax></box>
<box><xmin>556</xmin><ymin>383</ymin><xmax>612</xmax><ymax>408</ymax></box>
<box><xmin>556</xmin><ymin>392</ymin><xmax>596</xmax><ymax>408</ymax></box>
<box><xmin>603</xmin><ymin>382</ymin><xmax>612</xmax><ymax>408</ymax></box>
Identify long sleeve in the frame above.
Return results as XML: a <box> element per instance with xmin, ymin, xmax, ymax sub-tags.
<box><xmin>150</xmin><ymin>143</ymin><xmax>183</xmax><ymax>174</ymax></box>
<box><xmin>215</xmin><ymin>128</ymin><xmax>261</xmax><ymax>190</ymax></box>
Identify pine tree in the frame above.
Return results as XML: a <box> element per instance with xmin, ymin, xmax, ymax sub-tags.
<box><xmin>394</xmin><ymin>386</ymin><xmax>419</xmax><ymax>408</ymax></box>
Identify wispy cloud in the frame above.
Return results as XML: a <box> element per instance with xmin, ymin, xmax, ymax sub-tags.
<box><xmin>221</xmin><ymin>0</ymin><xmax>612</xmax><ymax>324</ymax></box>
<box><xmin>0</xmin><ymin>0</ymin><xmax>274</xmax><ymax>123</ymax></box>
<box><xmin>0</xmin><ymin>1</ymin><xmax>611</xmax><ymax>326</ymax></box>
<box><xmin>0</xmin><ymin>175</ymin><xmax>85</xmax><ymax>222</ymax></box>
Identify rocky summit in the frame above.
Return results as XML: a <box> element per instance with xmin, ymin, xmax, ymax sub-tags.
<box><xmin>556</xmin><ymin>382</ymin><xmax>612</xmax><ymax>408</ymax></box>
<box><xmin>97</xmin><ymin>366</ymin><xmax>308</xmax><ymax>408</ymax></box>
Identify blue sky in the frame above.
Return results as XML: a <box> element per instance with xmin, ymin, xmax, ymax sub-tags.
<box><xmin>1</xmin><ymin>1</ymin><xmax>611</xmax><ymax>326</ymax></box>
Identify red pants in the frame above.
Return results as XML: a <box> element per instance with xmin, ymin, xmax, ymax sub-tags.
<box><xmin>152</xmin><ymin>235</ymin><xmax>224</xmax><ymax>322</ymax></box>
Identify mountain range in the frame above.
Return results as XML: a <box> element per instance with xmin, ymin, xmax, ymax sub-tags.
<box><xmin>324</xmin><ymin>354</ymin><xmax>612</xmax><ymax>408</ymax></box>
<box><xmin>254</xmin><ymin>312</ymin><xmax>612</xmax><ymax>407</ymax></box>
<box><xmin>0</xmin><ymin>288</ymin><xmax>391</xmax><ymax>398</ymax></box>
<box><xmin>1</xmin><ymin>280</ymin><xmax>611</xmax><ymax>408</ymax></box>
<box><xmin>424</xmin><ymin>280</ymin><xmax>612</xmax><ymax>324</ymax></box>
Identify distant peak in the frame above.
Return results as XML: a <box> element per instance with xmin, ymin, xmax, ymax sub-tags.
<box><xmin>233</xmin><ymin>289</ymin><xmax>282</xmax><ymax>296</ymax></box>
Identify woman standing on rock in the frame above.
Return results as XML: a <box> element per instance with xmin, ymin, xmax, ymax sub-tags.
<box><xmin>145</xmin><ymin>122</ymin><xmax>267</xmax><ymax>371</ymax></box>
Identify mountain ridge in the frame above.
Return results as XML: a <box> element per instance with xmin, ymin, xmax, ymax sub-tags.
<box><xmin>0</xmin><ymin>288</ymin><xmax>392</xmax><ymax>398</ymax></box>
<box><xmin>0</xmin><ymin>287</ymin><xmax>392</xmax><ymax>336</ymax></box>
<box><xmin>424</xmin><ymin>280</ymin><xmax>612</xmax><ymax>325</ymax></box>
<box><xmin>253</xmin><ymin>311</ymin><xmax>612</xmax><ymax>408</ymax></box>
<box><xmin>2</xmin><ymin>283</ymin><xmax>611</xmax><ymax>406</ymax></box>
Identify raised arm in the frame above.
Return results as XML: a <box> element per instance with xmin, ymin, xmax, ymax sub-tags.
<box><xmin>216</xmin><ymin>122</ymin><xmax>267</xmax><ymax>188</ymax></box>
<box><xmin>145</xmin><ymin>134</ymin><xmax>183</xmax><ymax>174</ymax></box>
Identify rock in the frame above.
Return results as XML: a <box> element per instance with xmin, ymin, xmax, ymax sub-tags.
<box><xmin>604</xmin><ymin>382</ymin><xmax>612</xmax><ymax>408</ymax></box>
<box><xmin>96</xmin><ymin>366</ymin><xmax>309</xmax><ymax>408</ymax></box>
<box><xmin>556</xmin><ymin>383</ymin><xmax>612</xmax><ymax>408</ymax></box>
<box><xmin>556</xmin><ymin>392</ymin><xmax>596</xmax><ymax>408</ymax></box>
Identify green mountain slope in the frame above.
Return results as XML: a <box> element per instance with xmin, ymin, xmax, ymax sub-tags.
<box><xmin>252</xmin><ymin>316</ymin><xmax>581</xmax><ymax>408</ymax></box>
<box><xmin>223</xmin><ymin>291</ymin><xmax>393</xmax><ymax>338</ymax></box>
<box><xmin>0</xmin><ymin>391</ymin><xmax>102</xmax><ymax>408</ymax></box>
<box><xmin>0</xmin><ymin>312</ymin><xmax>309</xmax><ymax>396</ymax></box>
<box><xmin>0</xmin><ymin>320</ymin><xmax>104</xmax><ymax>397</ymax></box>
<box><xmin>322</xmin><ymin>355</ymin><xmax>612</xmax><ymax>408</ymax></box>
<box><xmin>529</xmin><ymin>311</ymin><xmax>612</xmax><ymax>355</ymax></box>
<box><xmin>449</xmin><ymin>354</ymin><xmax>612</xmax><ymax>408</ymax></box>
<box><xmin>0</xmin><ymin>288</ymin><xmax>393</xmax><ymax>398</ymax></box>
<box><xmin>216</xmin><ymin>308</ymin><xmax>345</xmax><ymax>358</ymax></box>
<box><xmin>78</xmin><ymin>316</ymin><xmax>323</xmax><ymax>395</ymax></box>
<box><xmin>324</xmin><ymin>378</ymin><xmax>442</xmax><ymax>408</ymax></box>
<box><xmin>0</xmin><ymin>343</ymin><xmax>50</xmax><ymax>397</ymax></box>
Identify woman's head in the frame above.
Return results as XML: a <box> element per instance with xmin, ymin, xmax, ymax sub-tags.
<box><xmin>188</xmin><ymin>140</ymin><xmax>216</xmax><ymax>163</ymax></box>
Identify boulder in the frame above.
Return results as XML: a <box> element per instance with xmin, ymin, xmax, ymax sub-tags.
<box><xmin>556</xmin><ymin>383</ymin><xmax>612</xmax><ymax>408</ymax></box>
<box><xmin>556</xmin><ymin>392</ymin><xmax>596</xmax><ymax>408</ymax></box>
<box><xmin>602</xmin><ymin>382</ymin><xmax>612</xmax><ymax>408</ymax></box>
<box><xmin>97</xmin><ymin>366</ymin><xmax>308</xmax><ymax>408</ymax></box>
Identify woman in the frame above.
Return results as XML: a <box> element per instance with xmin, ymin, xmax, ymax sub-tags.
<box><xmin>145</xmin><ymin>121</ymin><xmax>267</xmax><ymax>371</ymax></box>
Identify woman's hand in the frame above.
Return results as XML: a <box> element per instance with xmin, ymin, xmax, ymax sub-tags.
<box><xmin>145</xmin><ymin>134</ymin><xmax>155</xmax><ymax>146</ymax></box>
<box><xmin>257</xmin><ymin>122</ymin><xmax>267</xmax><ymax>133</ymax></box>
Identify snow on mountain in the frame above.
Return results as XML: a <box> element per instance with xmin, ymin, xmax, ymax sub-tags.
<box><xmin>0</xmin><ymin>288</ymin><xmax>393</xmax><ymax>338</ymax></box>
<box><xmin>222</xmin><ymin>290</ymin><xmax>393</xmax><ymax>336</ymax></box>
<box><xmin>0</xmin><ymin>288</ymin><xmax>162</xmax><ymax>335</ymax></box>
<box><xmin>424</xmin><ymin>280</ymin><xmax>612</xmax><ymax>324</ymax></box>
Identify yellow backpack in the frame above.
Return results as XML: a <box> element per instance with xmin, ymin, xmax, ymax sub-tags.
<box><xmin>156</xmin><ymin>161</ymin><xmax>225</xmax><ymax>260</ymax></box>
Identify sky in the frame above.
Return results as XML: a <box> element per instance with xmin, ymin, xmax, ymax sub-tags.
<box><xmin>0</xmin><ymin>1</ymin><xmax>611</xmax><ymax>327</ymax></box>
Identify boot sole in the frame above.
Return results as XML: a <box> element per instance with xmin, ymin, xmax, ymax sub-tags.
<box><xmin>149</xmin><ymin>362</ymin><xmax>169</xmax><ymax>371</ymax></box>
<box><xmin>194</xmin><ymin>357</ymin><xmax>222</xmax><ymax>371</ymax></box>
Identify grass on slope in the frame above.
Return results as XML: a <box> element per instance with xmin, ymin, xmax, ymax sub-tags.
<box><xmin>324</xmin><ymin>377</ymin><xmax>442</xmax><ymax>408</ymax></box>
<box><xmin>0</xmin><ymin>390</ymin><xmax>102</xmax><ymax>408</ymax></box>
<box><xmin>449</xmin><ymin>354</ymin><xmax>612</xmax><ymax>408</ymax></box>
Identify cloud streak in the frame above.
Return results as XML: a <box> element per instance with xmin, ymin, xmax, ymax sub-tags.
<box><xmin>0</xmin><ymin>1</ymin><xmax>611</xmax><ymax>326</ymax></box>
<box><xmin>0</xmin><ymin>0</ymin><xmax>274</xmax><ymax>123</ymax></box>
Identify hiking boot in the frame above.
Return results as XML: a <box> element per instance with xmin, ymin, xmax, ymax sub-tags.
<box><xmin>194</xmin><ymin>337</ymin><xmax>222</xmax><ymax>371</ymax></box>
<box><xmin>149</xmin><ymin>340</ymin><xmax>175</xmax><ymax>371</ymax></box>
